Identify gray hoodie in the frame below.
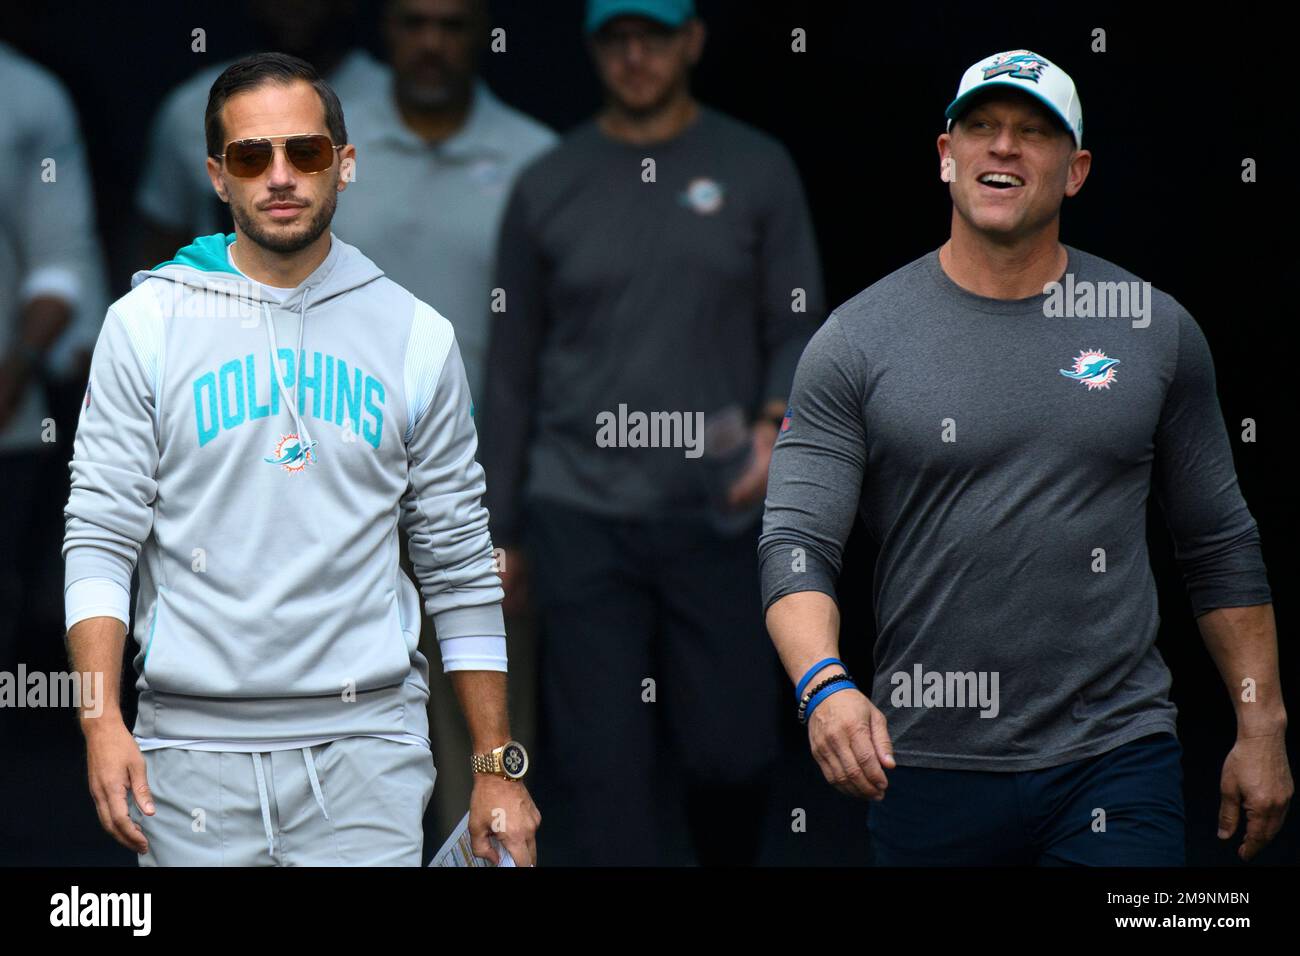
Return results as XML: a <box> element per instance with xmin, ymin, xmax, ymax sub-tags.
<box><xmin>63</xmin><ymin>233</ymin><xmax>504</xmax><ymax>741</ymax></box>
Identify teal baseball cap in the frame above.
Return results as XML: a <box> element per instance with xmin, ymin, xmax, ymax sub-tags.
<box><xmin>585</xmin><ymin>0</ymin><xmax>696</xmax><ymax>34</ymax></box>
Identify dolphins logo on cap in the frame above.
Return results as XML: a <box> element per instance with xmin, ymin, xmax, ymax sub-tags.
<box><xmin>982</xmin><ymin>51</ymin><xmax>1048</xmax><ymax>83</ymax></box>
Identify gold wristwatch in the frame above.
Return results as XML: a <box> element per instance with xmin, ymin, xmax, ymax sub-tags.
<box><xmin>471</xmin><ymin>740</ymin><xmax>529</xmax><ymax>781</ymax></box>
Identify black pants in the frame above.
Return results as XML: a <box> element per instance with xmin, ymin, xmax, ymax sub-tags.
<box><xmin>868</xmin><ymin>732</ymin><xmax>1186</xmax><ymax>866</ymax></box>
<box><xmin>0</xmin><ymin>448</ymin><xmax>60</xmax><ymax>673</ymax></box>
<box><xmin>525</xmin><ymin>499</ymin><xmax>785</xmax><ymax>865</ymax></box>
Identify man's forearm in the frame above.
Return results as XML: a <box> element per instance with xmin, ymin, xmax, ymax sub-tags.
<box><xmin>448</xmin><ymin>669</ymin><xmax>511</xmax><ymax>752</ymax></box>
<box><xmin>759</xmin><ymin>397</ymin><xmax>786</xmax><ymax>424</ymax></box>
<box><xmin>765</xmin><ymin>590</ymin><xmax>845</xmax><ymax>687</ymax></box>
<box><xmin>19</xmin><ymin>296</ymin><xmax>73</xmax><ymax>352</ymax></box>
<box><xmin>1199</xmin><ymin>604</ymin><xmax>1287</xmax><ymax>736</ymax></box>
<box><xmin>66</xmin><ymin>615</ymin><xmax>127</xmax><ymax>734</ymax></box>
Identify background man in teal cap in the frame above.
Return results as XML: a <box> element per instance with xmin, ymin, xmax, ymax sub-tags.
<box><xmin>482</xmin><ymin>0</ymin><xmax>824</xmax><ymax>865</ymax></box>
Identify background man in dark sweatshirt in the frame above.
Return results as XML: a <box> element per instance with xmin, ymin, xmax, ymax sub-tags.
<box><xmin>760</xmin><ymin>50</ymin><xmax>1290</xmax><ymax>865</ymax></box>
<box><xmin>481</xmin><ymin>0</ymin><xmax>823</xmax><ymax>865</ymax></box>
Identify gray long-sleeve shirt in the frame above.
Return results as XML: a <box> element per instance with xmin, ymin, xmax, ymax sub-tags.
<box><xmin>481</xmin><ymin>107</ymin><xmax>823</xmax><ymax>544</ymax></box>
<box><xmin>759</xmin><ymin>246</ymin><xmax>1271</xmax><ymax>771</ymax></box>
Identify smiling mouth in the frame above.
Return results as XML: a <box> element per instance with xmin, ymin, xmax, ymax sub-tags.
<box><xmin>978</xmin><ymin>173</ymin><xmax>1025</xmax><ymax>190</ymax></box>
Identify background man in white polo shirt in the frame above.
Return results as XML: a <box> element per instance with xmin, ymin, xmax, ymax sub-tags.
<box><xmin>330</xmin><ymin>0</ymin><xmax>556</xmax><ymax>840</ymax></box>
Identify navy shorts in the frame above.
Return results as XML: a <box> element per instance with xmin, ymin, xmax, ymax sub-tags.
<box><xmin>867</xmin><ymin>731</ymin><xmax>1185</xmax><ymax>866</ymax></box>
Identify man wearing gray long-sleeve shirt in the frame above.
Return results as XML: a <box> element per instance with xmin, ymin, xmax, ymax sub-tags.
<box><xmin>760</xmin><ymin>50</ymin><xmax>1290</xmax><ymax>865</ymax></box>
<box><xmin>482</xmin><ymin>0</ymin><xmax>823</xmax><ymax>865</ymax></box>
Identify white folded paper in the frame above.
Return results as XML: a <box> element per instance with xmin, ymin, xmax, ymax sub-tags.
<box><xmin>428</xmin><ymin>812</ymin><xmax>516</xmax><ymax>867</ymax></box>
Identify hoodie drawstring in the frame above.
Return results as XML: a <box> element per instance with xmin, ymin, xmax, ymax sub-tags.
<box><xmin>261</xmin><ymin>291</ymin><xmax>316</xmax><ymax>459</ymax></box>
<box><xmin>249</xmin><ymin>748</ymin><xmax>331</xmax><ymax>860</ymax></box>
<box><xmin>295</xmin><ymin>287</ymin><xmax>314</xmax><ymax>453</ymax></box>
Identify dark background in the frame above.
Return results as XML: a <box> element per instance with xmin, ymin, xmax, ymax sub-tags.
<box><xmin>0</xmin><ymin>0</ymin><xmax>1294</xmax><ymax>866</ymax></box>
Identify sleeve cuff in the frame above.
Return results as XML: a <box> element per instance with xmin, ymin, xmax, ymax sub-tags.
<box><xmin>431</xmin><ymin>602</ymin><xmax>505</xmax><ymax>640</ymax></box>
<box><xmin>439</xmin><ymin>635</ymin><xmax>508</xmax><ymax>673</ymax></box>
<box><xmin>64</xmin><ymin>543</ymin><xmax>136</xmax><ymax>595</ymax></box>
<box><xmin>65</xmin><ymin>576</ymin><xmax>131</xmax><ymax>631</ymax></box>
<box><xmin>21</xmin><ymin>265</ymin><xmax>82</xmax><ymax>306</ymax></box>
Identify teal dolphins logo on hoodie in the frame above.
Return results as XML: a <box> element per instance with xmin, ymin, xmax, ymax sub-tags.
<box><xmin>265</xmin><ymin>432</ymin><xmax>319</xmax><ymax>472</ymax></box>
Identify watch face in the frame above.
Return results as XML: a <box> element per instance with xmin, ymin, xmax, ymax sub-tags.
<box><xmin>501</xmin><ymin>741</ymin><xmax>528</xmax><ymax>779</ymax></box>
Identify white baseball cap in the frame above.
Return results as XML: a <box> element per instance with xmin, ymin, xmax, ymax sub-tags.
<box><xmin>945</xmin><ymin>50</ymin><xmax>1083</xmax><ymax>147</ymax></box>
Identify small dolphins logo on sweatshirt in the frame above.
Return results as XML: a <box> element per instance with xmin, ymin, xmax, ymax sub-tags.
<box><xmin>264</xmin><ymin>433</ymin><xmax>318</xmax><ymax>473</ymax></box>
<box><xmin>1059</xmin><ymin>349</ymin><xmax>1120</xmax><ymax>390</ymax></box>
<box><xmin>680</xmin><ymin>177</ymin><xmax>725</xmax><ymax>215</ymax></box>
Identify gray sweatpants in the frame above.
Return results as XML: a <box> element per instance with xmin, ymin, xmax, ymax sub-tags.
<box><xmin>128</xmin><ymin>737</ymin><xmax>436</xmax><ymax>866</ymax></box>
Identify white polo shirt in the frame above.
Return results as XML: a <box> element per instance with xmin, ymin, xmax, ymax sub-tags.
<box><xmin>331</xmin><ymin>80</ymin><xmax>557</xmax><ymax>403</ymax></box>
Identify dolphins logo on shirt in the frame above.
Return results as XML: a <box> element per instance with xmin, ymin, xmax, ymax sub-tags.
<box><xmin>264</xmin><ymin>433</ymin><xmax>318</xmax><ymax>472</ymax></box>
<box><xmin>680</xmin><ymin>177</ymin><xmax>725</xmax><ymax>215</ymax></box>
<box><xmin>1059</xmin><ymin>349</ymin><xmax>1120</xmax><ymax>390</ymax></box>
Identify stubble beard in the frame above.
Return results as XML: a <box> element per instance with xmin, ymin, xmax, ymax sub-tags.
<box><xmin>230</xmin><ymin>184</ymin><xmax>338</xmax><ymax>255</ymax></box>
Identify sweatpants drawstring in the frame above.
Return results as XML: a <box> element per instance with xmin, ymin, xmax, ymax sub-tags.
<box><xmin>250</xmin><ymin>748</ymin><xmax>331</xmax><ymax>860</ymax></box>
<box><xmin>251</xmin><ymin>752</ymin><xmax>275</xmax><ymax>858</ymax></box>
<box><xmin>301</xmin><ymin>746</ymin><xmax>330</xmax><ymax>820</ymax></box>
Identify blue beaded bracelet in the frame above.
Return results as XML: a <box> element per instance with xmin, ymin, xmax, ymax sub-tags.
<box><xmin>801</xmin><ymin>680</ymin><xmax>858</xmax><ymax>724</ymax></box>
<box><xmin>795</xmin><ymin>657</ymin><xmax>845</xmax><ymax>701</ymax></box>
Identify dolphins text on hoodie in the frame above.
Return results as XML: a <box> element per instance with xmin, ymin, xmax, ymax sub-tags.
<box><xmin>63</xmin><ymin>233</ymin><xmax>505</xmax><ymax>741</ymax></box>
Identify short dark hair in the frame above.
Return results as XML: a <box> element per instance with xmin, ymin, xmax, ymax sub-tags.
<box><xmin>205</xmin><ymin>52</ymin><xmax>348</xmax><ymax>158</ymax></box>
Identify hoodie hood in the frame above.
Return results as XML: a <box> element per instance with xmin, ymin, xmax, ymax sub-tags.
<box><xmin>133</xmin><ymin>232</ymin><xmax>386</xmax><ymax>467</ymax></box>
<box><xmin>133</xmin><ymin>231</ymin><xmax>384</xmax><ymax>307</ymax></box>
<box><xmin>145</xmin><ymin>231</ymin><xmax>242</xmax><ymax>278</ymax></box>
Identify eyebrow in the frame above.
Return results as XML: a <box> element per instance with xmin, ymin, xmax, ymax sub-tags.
<box><xmin>962</xmin><ymin>108</ymin><xmax>1063</xmax><ymax>135</ymax></box>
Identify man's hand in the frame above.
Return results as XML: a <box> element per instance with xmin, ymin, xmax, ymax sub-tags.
<box><xmin>726</xmin><ymin>420</ymin><xmax>779</xmax><ymax>509</ymax></box>
<box><xmin>807</xmin><ymin>685</ymin><xmax>896</xmax><ymax>800</ymax></box>
<box><xmin>84</xmin><ymin>719</ymin><xmax>154</xmax><ymax>854</ymax></box>
<box><xmin>468</xmin><ymin>775</ymin><xmax>541</xmax><ymax>866</ymax></box>
<box><xmin>498</xmin><ymin>547</ymin><xmax>528</xmax><ymax>617</ymax></box>
<box><xmin>1217</xmin><ymin>729</ymin><xmax>1293</xmax><ymax>861</ymax></box>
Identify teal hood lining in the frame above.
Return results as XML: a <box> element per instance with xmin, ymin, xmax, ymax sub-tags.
<box><xmin>149</xmin><ymin>232</ymin><xmax>241</xmax><ymax>275</ymax></box>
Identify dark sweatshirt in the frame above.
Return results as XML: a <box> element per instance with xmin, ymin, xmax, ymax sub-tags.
<box><xmin>481</xmin><ymin>107</ymin><xmax>823</xmax><ymax>544</ymax></box>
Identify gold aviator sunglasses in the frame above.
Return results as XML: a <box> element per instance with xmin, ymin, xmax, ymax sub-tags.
<box><xmin>213</xmin><ymin>133</ymin><xmax>343</xmax><ymax>177</ymax></box>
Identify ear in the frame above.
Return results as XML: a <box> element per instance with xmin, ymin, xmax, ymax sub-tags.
<box><xmin>937</xmin><ymin>132</ymin><xmax>956</xmax><ymax>183</ymax></box>
<box><xmin>337</xmin><ymin>144</ymin><xmax>358</xmax><ymax>191</ymax></box>
<box><xmin>1064</xmin><ymin>147</ymin><xmax>1092</xmax><ymax>198</ymax></box>
<box><xmin>206</xmin><ymin>155</ymin><xmax>230</xmax><ymax>204</ymax></box>
<box><xmin>684</xmin><ymin>19</ymin><xmax>706</xmax><ymax>63</ymax></box>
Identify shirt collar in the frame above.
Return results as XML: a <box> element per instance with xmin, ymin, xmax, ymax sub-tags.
<box><xmin>358</xmin><ymin>79</ymin><xmax>508</xmax><ymax>159</ymax></box>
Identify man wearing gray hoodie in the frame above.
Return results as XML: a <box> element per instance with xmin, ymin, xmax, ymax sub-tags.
<box><xmin>62</xmin><ymin>52</ymin><xmax>538</xmax><ymax>866</ymax></box>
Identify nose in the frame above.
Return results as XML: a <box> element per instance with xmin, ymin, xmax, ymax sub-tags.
<box><xmin>988</xmin><ymin>124</ymin><xmax>1020</xmax><ymax>157</ymax></box>
<box><xmin>420</xmin><ymin>24</ymin><xmax>448</xmax><ymax>56</ymax></box>
<box><xmin>623</xmin><ymin>36</ymin><xmax>648</xmax><ymax>66</ymax></box>
<box><xmin>265</xmin><ymin>144</ymin><xmax>298</xmax><ymax>190</ymax></box>
<box><xmin>408</xmin><ymin>17</ymin><xmax>450</xmax><ymax>57</ymax></box>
